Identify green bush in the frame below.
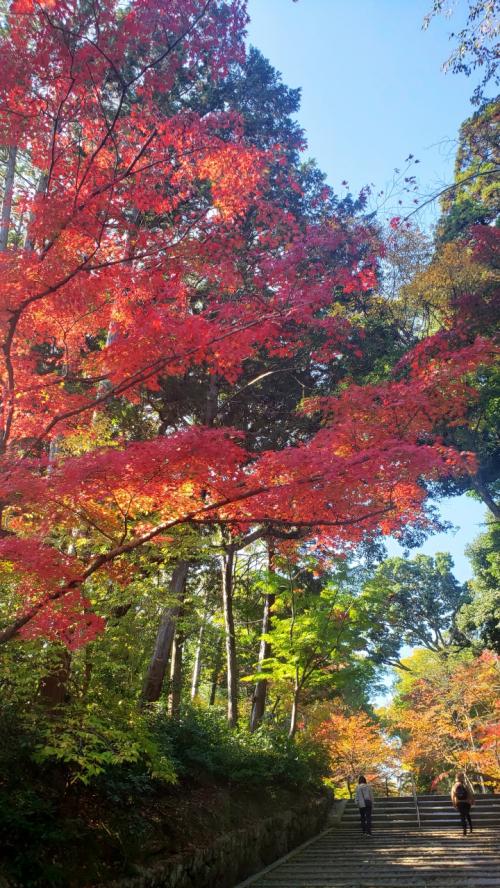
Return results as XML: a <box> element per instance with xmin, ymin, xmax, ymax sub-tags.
<box><xmin>33</xmin><ymin>702</ymin><xmax>177</xmax><ymax>785</ymax></box>
<box><xmin>0</xmin><ymin>704</ymin><xmax>83</xmax><ymax>886</ymax></box>
<box><xmin>0</xmin><ymin>703</ymin><xmax>171</xmax><ymax>886</ymax></box>
<box><xmin>152</xmin><ymin>705</ymin><xmax>328</xmax><ymax>788</ymax></box>
<box><xmin>0</xmin><ymin>695</ymin><xmax>328</xmax><ymax>886</ymax></box>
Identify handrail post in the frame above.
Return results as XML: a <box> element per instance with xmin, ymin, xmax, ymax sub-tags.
<box><xmin>394</xmin><ymin>771</ymin><xmax>421</xmax><ymax>826</ymax></box>
<box><xmin>410</xmin><ymin>773</ymin><xmax>421</xmax><ymax>829</ymax></box>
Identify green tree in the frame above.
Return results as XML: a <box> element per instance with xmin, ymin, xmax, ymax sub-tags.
<box><xmin>458</xmin><ymin>518</ymin><xmax>500</xmax><ymax>652</ymax></box>
<box><xmin>437</xmin><ymin>98</ymin><xmax>500</xmax><ymax>243</ymax></box>
<box><xmin>424</xmin><ymin>2</ymin><xmax>500</xmax><ymax>105</ymax></box>
<box><xmin>246</xmin><ymin>561</ymin><xmax>371</xmax><ymax>738</ymax></box>
<box><xmin>397</xmin><ymin>104</ymin><xmax>500</xmax><ymax>517</ymax></box>
<box><xmin>359</xmin><ymin>554</ymin><xmax>469</xmax><ymax>670</ymax></box>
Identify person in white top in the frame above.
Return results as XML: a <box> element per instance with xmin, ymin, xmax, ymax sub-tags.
<box><xmin>355</xmin><ymin>775</ymin><xmax>374</xmax><ymax>835</ymax></box>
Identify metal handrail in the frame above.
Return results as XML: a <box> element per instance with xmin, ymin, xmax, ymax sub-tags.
<box><xmin>409</xmin><ymin>772</ymin><xmax>421</xmax><ymax>829</ymax></box>
<box><xmin>394</xmin><ymin>771</ymin><xmax>421</xmax><ymax>828</ymax></box>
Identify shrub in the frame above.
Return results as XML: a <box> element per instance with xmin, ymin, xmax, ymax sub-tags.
<box><xmin>152</xmin><ymin>705</ymin><xmax>328</xmax><ymax>789</ymax></box>
<box><xmin>33</xmin><ymin>703</ymin><xmax>177</xmax><ymax>785</ymax></box>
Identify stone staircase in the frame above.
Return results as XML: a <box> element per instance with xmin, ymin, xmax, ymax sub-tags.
<box><xmin>418</xmin><ymin>793</ymin><xmax>500</xmax><ymax>830</ymax></box>
<box><xmin>341</xmin><ymin>796</ymin><xmax>417</xmax><ymax>831</ymax></box>
<box><xmin>340</xmin><ymin>793</ymin><xmax>500</xmax><ymax>831</ymax></box>
<box><xmin>236</xmin><ymin>795</ymin><xmax>500</xmax><ymax>887</ymax></box>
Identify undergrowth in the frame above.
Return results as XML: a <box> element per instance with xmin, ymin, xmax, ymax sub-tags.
<box><xmin>0</xmin><ymin>702</ymin><xmax>327</xmax><ymax>886</ymax></box>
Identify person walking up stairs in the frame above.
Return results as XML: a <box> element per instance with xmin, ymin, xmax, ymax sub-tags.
<box><xmin>355</xmin><ymin>774</ymin><xmax>374</xmax><ymax>836</ymax></box>
<box><xmin>451</xmin><ymin>771</ymin><xmax>475</xmax><ymax>836</ymax></box>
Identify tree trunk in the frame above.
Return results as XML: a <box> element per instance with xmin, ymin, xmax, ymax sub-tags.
<box><xmin>190</xmin><ymin>620</ymin><xmax>205</xmax><ymax>700</ymax></box>
<box><xmin>221</xmin><ymin>547</ymin><xmax>238</xmax><ymax>727</ymax></box>
<box><xmin>37</xmin><ymin>524</ymin><xmax>78</xmax><ymax>705</ymax></box>
<box><xmin>24</xmin><ymin>170</ymin><xmax>47</xmax><ymax>251</ymax></box>
<box><xmin>465</xmin><ymin>711</ymin><xmax>488</xmax><ymax>793</ymax></box>
<box><xmin>209</xmin><ymin>636</ymin><xmax>223</xmax><ymax>705</ymax></box>
<box><xmin>288</xmin><ymin>680</ymin><xmax>300</xmax><ymax>739</ymax></box>
<box><xmin>470</xmin><ymin>476</ymin><xmax>500</xmax><ymax>520</ymax></box>
<box><xmin>81</xmin><ymin>646</ymin><xmax>93</xmax><ymax>699</ymax></box>
<box><xmin>0</xmin><ymin>145</ymin><xmax>17</xmax><ymax>251</ymax></box>
<box><xmin>249</xmin><ymin>569</ymin><xmax>275</xmax><ymax>732</ymax></box>
<box><xmin>168</xmin><ymin>630</ymin><xmax>184</xmax><ymax>718</ymax></box>
<box><xmin>205</xmin><ymin>375</ymin><xmax>219</xmax><ymax>425</ymax></box>
<box><xmin>38</xmin><ymin>648</ymin><xmax>72</xmax><ymax>708</ymax></box>
<box><xmin>140</xmin><ymin>561</ymin><xmax>189</xmax><ymax>704</ymax></box>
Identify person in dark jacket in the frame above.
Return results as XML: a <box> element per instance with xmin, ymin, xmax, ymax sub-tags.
<box><xmin>451</xmin><ymin>772</ymin><xmax>475</xmax><ymax>835</ymax></box>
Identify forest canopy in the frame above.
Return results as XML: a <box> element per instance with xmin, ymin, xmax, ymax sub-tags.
<box><xmin>0</xmin><ymin>1</ymin><xmax>498</xmax><ymax>884</ymax></box>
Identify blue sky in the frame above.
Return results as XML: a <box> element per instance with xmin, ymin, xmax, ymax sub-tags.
<box><xmin>247</xmin><ymin>0</ymin><xmax>480</xmax><ymax>225</ymax></box>
<box><xmin>385</xmin><ymin>497</ymin><xmax>486</xmax><ymax>583</ymax></box>
<box><xmin>247</xmin><ymin>0</ymin><xmax>486</xmax><ymax>581</ymax></box>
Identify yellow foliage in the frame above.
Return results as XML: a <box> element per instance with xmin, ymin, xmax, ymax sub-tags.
<box><xmin>399</xmin><ymin>241</ymin><xmax>500</xmax><ymax>332</ymax></box>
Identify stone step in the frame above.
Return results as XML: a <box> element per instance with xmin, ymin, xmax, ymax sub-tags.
<box><xmin>342</xmin><ymin>814</ymin><xmax>418</xmax><ymax>820</ymax></box>
<box><xmin>322</xmin><ymin>838</ymin><xmax>499</xmax><ymax>844</ymax></box>
<box><xmin>341</xmin><ymin>818</ymin><xmax>500</xmax><ymax>826</ymax></box>
<box><xmin>424</xmin><ymin>807</ymin><xmax>494</xmax><ymax>815</ymax></box>
<box><xmin>344</xmin><ymin>806</ymin><xmax>416</xmax><ymax>812</ymax></box>
<box><xmin>238</xmin><ymin>829</ymin><xmax>500</xmax><ymax>888</ymax></box>
<box><xmin>260</xmin><ymin>876</ymin><xmax>500</xmax><ymax>880</ymax></box>
<box><xmin>255</xmin><ymin>874</ymin><xmax>500</xmax><ymax>881</ymax></box>
<box><xmin>342</xmin><ymin>793</ymin><xmax>500</xmax><ymax>834</ymax></box>
<box><xmin>323</xmin><ymin>835</ymin><xmax>499</xmax><ymax>844</ymax></box>
<box><xmin>345</xmin><ymin>801</ymin><xmax>500</xmax><ymax>810</ymax></box>
<box><xmin>285</xmin><ymin>857</ymin><xmax>500</xmax><ymax>864</ymax></box>
<box><xmin>343</xmin><ymin>810</ymin><xmax>417</xmax><ymax>815</ymax></box>
<box><xmin>344</xmin><ymin>796</ymin><xmax>500</xmax><ymax>806</ymax></box>
<box><xmin>246</xmin><ymin>872</ymin><xmax>500</xmax><ymax>883</ymax></box>
<box><xmin>421</xmin><ymin>816</ymin><xmax>500</xmax><ymax>823</ymax></box>
<box><xmin>342</xmin><ymin>813</ymin><xmax>418</xmax><ymax>819</ymax></box>
<box><xmin>252</xmin><ymin>874</ymin><xmax>500</xmax><ymax>885</ymax></box>
<box><xmin>338</xmin><ymin>823</ymin><xmax>500</xmax><ymax>832</ymax></box>
<box><xmin>416</xmin><ymin>794</ymin><xmax>498</xmax><ymax>800</ymax></box>
<box><xmin>416</xmin><ymin>793</ymin><xmax>500</xmax><ymax>804</ymax></box>
<box><xmin>421</xmin><ymin>816</ymin><xmax>500</xmax><ymax>824</ymax></box>
<box><xmin>419</xmin><ymin>805</ymin><xmax>500</xmax><ymax>812</ymax></box>
<box><xmin>418</xmin><ymin>797</ymin><xmax>500</xmax><ymax>804</ymax></box>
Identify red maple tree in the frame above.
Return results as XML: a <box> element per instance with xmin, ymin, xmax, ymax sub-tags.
<box><xmin>0</xmin><ymin>0</ymin><xmax>494</xmax><ymax>648</ymax></box>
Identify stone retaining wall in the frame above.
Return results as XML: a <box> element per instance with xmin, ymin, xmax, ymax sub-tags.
<box><xmin>104</xmin><ymin>795</ymin><xmax>330</xmax><ymax>888</ymax></box>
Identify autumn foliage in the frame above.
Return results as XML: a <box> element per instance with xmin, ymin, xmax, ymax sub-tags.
<box><xmin>386</xmin><ymin>650</ymin><xmax>500</xmax><ymax>791</ymax></box>
<box><xmin>315</xmin><ymin>709</ymin><xmax>396</xmax><ymax>796</ymax></box>
<box><xmin>0</xmin><ymin>0</ymin><xmax>495</xmax><ymax>650</ymax></box>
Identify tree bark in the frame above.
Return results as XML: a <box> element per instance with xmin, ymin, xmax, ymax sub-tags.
<box><xmin>209</xmin><ymin>636</ymin><xmax>223</xmax><ymax>705</ymax></box>
<box><xmin>205</xmin><ymin>375</ymin><xmax>219</xmax><ymax>425</ymax></box>
<box><xmin>249</xmin><ymin>545</ymin><xmax>276</xmax><ymax>732</ymax></box>
<box><xmin>288</xmin><ymin>679</ymin><xmax>300</xmax><ymax>739</ymax></box>
<box><xmin>24</xmin><ymin>170</ymin><xmax>47</xmax><ymax>251</ymax></box>
<box><xmin>38</xmin><ymin>648</ymin><xmax>72</xmax><ymax>708</ymax></box>
<box><xmin>470</xmin><ymin>476</ymin><xmax>500</xmax><ymax>520</ymax></box>
<box><xmin>81</xmin><ymin>646</ymin><xmax>93</xmax><ymax>699</ymax></box>
<box><xmin>464</xmin><ymin>711</ymin><xmax>487</xmax><ymax>793</ymax></box>
<box><xmin>168</xmin><ymin>629</ymin><xmax>184</xmax><ymax>718</ymax></box>
<box><xmin>221</xmin><ymin>547</ymin><xmax>238</xmax><ymax>727</ymax></box>
<box><xmin>37</xmin><ymin>524</ymin><xmax>77</xmax><ymax>706</ymax></box>
<box><xmin>190</xmin><ymin>619</ymin><xmax>205</xmax><ymax>700</ymax></box>
<box><xmin>140</xmin><ymin>561</ymin><xmax>189</xmax><ymax>704</ymax></box>
<box><xmin>0</xmin><ymin>145</ymin><xmax>17</xmax><ymax>251</ymax></box>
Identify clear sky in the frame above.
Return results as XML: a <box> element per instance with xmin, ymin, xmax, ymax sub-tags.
<box><xmin>246</xmin><ymin>0</ymin><xmax>487</xmax><ymax>582</ymax></box>
<box><xmin>247</xmin><ymin>0</ymin><xmax>481</xmax><ymax>225</ymax></box>
<box><xmin>385</xmin><ymin>497</ymin><xmax>487</xmax><ymax>582</ymax></box>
